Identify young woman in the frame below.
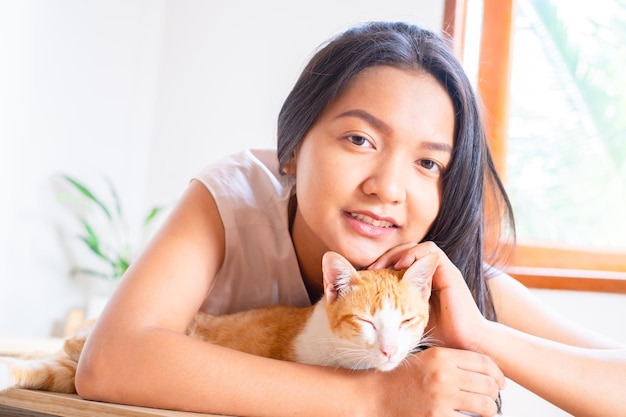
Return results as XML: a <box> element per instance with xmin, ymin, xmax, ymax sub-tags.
<box><xmin>75</xmin><ymin>21</ymin><xmax>626</xmax><ymax>417</ymax></box>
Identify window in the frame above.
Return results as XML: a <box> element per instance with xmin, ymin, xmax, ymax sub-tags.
<box><xmin>508</xmin><ymin>0</ymin><xmax>626</xmax><ymax>252</ymax></box>
<box><xmin>444</xmin><ymin>0</ymin><xmax>626</xmax><ymax>292</ymax></box>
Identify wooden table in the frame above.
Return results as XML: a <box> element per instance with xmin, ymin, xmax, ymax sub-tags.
<box><xmin>0</xmin><ymin>338</ymin><xmax>231</xmax><ymax>416</ymax></box>
<box><xmin>0</xmin><ymin>389</ymin><xmax>231</xmax><ymax>417</ymax></box>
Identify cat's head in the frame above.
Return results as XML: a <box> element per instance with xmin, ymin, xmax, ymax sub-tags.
<box><xmin>321</xmin><ymin>251</ymin><xmax>436</xmax><ymax>372</ymax></box>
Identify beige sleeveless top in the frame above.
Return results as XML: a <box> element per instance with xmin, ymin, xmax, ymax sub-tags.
<box><xmin>193</xmin><ymin>149</ymin><xmax>311</xmax><ymax>314</ymax></box>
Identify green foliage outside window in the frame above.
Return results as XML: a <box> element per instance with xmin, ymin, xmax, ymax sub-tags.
<box><xmin>506</xmin><ymin>0</ymin><xmax>626</xmax><ymax>251</ymax></box>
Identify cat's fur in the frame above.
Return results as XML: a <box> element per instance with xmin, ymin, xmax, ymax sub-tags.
<box><xmin>0</xmin><ymin>251</ymin><xmax>435</xmax><ymax>394</ymax></box>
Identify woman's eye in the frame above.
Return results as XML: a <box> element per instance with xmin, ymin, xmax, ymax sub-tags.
<box><xmin>346</xmin><ymin>135</ymin><xmax>373</xmax><ymax>148</ymax></box>
<box><xmin>417</xmin><ymin>159</ymin><xmax>442</xmax><ymax>172</ymax></box>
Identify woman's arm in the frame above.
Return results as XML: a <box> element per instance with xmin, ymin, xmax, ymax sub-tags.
<box><xmin>479</xmin><ymin>320</ymin><xmax>626</xmax><ymax>417</ymax></box>
<box><xmin>75</xmin><ymin>180</ymin><xmax>361</xmax><ymax>416</ymax></box>
<box><xmin>75</xmin><ymin>182</ymin><xmax>502</xmax><ymax>417</ymax></box>
<box><xmin>488</xmin><ymin>273</ymin><xmax>623</xmax><ymax>349</ymax></box>
<box><xmin>483</xmin><ymin>273</ymin><xmax>626</xmax><ymax>416</ymax></box>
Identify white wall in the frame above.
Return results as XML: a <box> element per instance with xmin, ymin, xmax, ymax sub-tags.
<box><xmin>0</xmin><ymin>0</ymin><xmax>444</xmax><ymax>338</ymax></box>
<box><xmin>0</xmin><ymin>0</ymin><xmax>168</xmax><ymax>337</ymax></box>
<box><xmin>144</xmin><ymin>0</ymin><xmax>446</xmax><ymax>206</ymax></box>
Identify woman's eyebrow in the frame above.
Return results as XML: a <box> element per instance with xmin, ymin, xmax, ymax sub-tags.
<box><xmin>421</xmin><ymin>141</ymin><xmax>452</xmax><ymax>153</ymax></box>
<box><xmin>336</xmin><ymin>109</ymin><xmax>452</xmax><ymax>154</ymax></box>
<box><xmin>334</xmin><ymin>109</ymin><xmax>392</xmax><ymax>135</ymax></box>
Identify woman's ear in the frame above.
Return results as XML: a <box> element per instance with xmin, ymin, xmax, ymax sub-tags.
<box><xmin>281</xmin><ymin>152</ymin><xmax>297</xmax><ymax>174</ymax></box>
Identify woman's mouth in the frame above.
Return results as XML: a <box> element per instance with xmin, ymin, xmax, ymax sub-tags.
<box><xmin>348</xmin><ymin>212</ymin><xmax>397</xmax><ymax>228</ymax></box>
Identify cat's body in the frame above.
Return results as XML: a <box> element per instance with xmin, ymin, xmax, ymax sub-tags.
<box><xmin>0</xmin><ymin>251</ymin><xmax>435</xmax><ymax>394</ymax></box>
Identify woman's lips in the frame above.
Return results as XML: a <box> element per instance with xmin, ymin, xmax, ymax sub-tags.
<box><xmin>348</xmin><ymin>212</ymin><xmax>396</xmax><ymax>228</ymax></box>
<box><xmin>344</xmin><ymin>211</ymin><xmax>398</xmax><ymax>238</ymax></box>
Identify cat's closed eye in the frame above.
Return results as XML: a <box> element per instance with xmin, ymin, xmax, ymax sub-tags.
<box><xmin>355</xmin><ymin>316</ymin><xmax>376</xmax><ymax>330</ymax></box>
<box><xmin>401</xmin><ymin>317</ymin><xmax>419</xmax><ymax>327</ymax></box>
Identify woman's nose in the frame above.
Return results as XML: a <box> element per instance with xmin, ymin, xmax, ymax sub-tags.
<box><xmin>361</xmin><ymin>156</ymin><xmax>407</xmax><ymax>204</ymax></box>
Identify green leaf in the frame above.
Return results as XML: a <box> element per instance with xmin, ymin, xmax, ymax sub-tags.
<box><xmin>78</xmin><ymin>235</ymin><xmax>107</xmax><ymax>261</ymax></box>
<box><xmin>70</xmin><ymin>267</ymin><xmax>110</xmax><ymax>280</ymax></box>
<box><xmin>112</xmin><ymin>254</ymin><xmax>130</xmax><ymax>279</ymax></box>
<box><xmin>62</xmin><ymin>174</ymin><xmax>112</xmax><ymax>221</ymax></box>
<box><xmin>105</xmin><ymin>176</ymin><xmax>124</xmax><ymax>221</ymax></box>
<box><xmin>143</xmin><ymin>206</ymin><xmax>163</xmax><ymax>226</ymax></box>
<box><xmin>78</xmin><ymin>218</ymin><xmax>114</xmax><ymax>262</ymax></box>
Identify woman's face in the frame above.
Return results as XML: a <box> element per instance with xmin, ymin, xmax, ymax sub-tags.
<box><xmin>290</xmin><ymin>65</ymin><xmax>455</xmax><ymax>269</ymax></box>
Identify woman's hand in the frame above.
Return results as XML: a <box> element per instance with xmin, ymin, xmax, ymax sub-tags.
<box><xmin>369</xmin><ymin>242</ymin><xmax>491</xmax><ymax>353</ymax></box>
<box><xmin>366</xmin><ymin>347</ymin><xmax>503</xmax><ymax>417</ymax></box>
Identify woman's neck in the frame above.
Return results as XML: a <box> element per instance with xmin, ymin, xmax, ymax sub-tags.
<box><xmin>289</xmin><ymin>195</ymin><xmax>325</xmax><ymax>303</ymax></box>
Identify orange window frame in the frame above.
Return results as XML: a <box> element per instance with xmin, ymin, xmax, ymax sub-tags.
<box><xmin>443</xmin><ymin>0</ymin><xmax>626</xmax><ymax>293</ymax></box>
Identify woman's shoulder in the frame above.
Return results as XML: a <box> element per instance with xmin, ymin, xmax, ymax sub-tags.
<box><xmin>192</xmin><ymin>149</ymin><xmax>307</xmax><ymax>314</ymax></box>
<box><xmin>194</xmin><ymin>148</ymin><xmax>292</xmax><ymax>202</ymax></box>
<box><xmin>195</xmin><ymin>149</ymin><xmax>279</xmax><ymax>181</ymax></box>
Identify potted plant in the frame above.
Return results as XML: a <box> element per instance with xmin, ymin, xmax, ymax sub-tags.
<box><xmin>57</xmin><ymin>174</ymin><xmax>164</xmax><ymax>317</ymax></box>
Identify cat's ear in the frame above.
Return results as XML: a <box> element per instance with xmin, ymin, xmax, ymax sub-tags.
<box><xmin>321</xmin><ymin>251</ymin><xmax>360</xmax><ymax>304</ymax></box>
<box><xmin>402</xmin><ymin>253</ymin><xmax>438</xmax><ymax>300</ymax></box>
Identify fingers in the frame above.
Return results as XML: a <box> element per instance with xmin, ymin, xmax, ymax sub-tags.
<box><xmin>415</xmin><ymin>348</ymin><xmax>504</xmax><ymax>417</ymax></box>
<box><xmin>454</xmin><ymin>357</ymin><xmax>503</xmax><ymax>417</ymax></box>
<box><xmin>369</xmin><ymin>242</ymin><xmax>465</xmax><ymax>292</ymax></box>
<box><xmin>368</xmin><ymin>241</ymin><xmax>442</xmax><ymax>270</ymax></box>
<box><xmin>455</xmin><ymin>392</ymin><xmax>500</xmax><ymax>417</ymax></box>
<box><xmin>367</xmin><ymin>242</ymin><xmax>418</xmax><ymax>270</ymax></box>
<box><xmin>456</xmin><ymin>350</ymin><xmax>506</xmax><ymax>391</ymax></box>
<box><xmin>422</xmin><ymin>347</ymin><xmax>505</xmax><ymax>393</ymax></box>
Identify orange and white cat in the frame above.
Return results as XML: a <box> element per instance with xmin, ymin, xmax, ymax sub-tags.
<box><xmin>0</xmin><ymin>251</ymin><xmax>435</xmax><ymax>393</ymax></box>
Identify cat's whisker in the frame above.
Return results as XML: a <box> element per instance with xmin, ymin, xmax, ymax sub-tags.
<box><xmin>320</xmin><ymin>338</ymin><xmax>378</xmax><ymax>370</ymax></box>
<box><xmin>398</xmin><ymin>355</ymin><xmax>414</xmax><ymax>370</ymax></box>
<box><xmin>409</xmin><ymin>328</ymin><xmax>440</xmax><ymax>354</ymax></box>
<box><xmin>350</xmin><ymin>356</ymin><xmax>373</xmax><ymax>371</ymax></box>
<box><xmin>422</xmin><ymin>328</ymin><xmax>441</xmax><ymax>345</ymax></box>
<box><xmin>422</xmin><ymin>327</ymin><xmax>436</xmax><ymax>339</ymax></box>
<box><xmin>329</xmin><ymin>346</ymin><xmax>370</xmax><ymax>364</ymax></box>
<box><xmin>335</xmin><ymin>346</ymin><xmax>378</xmax><ymax>371</ymax></box>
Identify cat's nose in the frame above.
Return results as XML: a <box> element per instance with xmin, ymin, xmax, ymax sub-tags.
<box><xmin>380</xmin><ymin>344</ymin><xmax>397</xmax><ymax>359</ymax></box>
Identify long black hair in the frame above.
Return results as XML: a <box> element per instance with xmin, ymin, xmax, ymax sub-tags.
<box><xmin>277</xmin><ymin>21</ymin><xmax>515</xmax><ymax>321</ymax></box>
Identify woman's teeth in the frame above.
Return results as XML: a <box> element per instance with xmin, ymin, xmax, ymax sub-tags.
<box><xmin>349</xmin><ymin>213</ymin><xmax>394</xmax><ymax>228</ymax></box>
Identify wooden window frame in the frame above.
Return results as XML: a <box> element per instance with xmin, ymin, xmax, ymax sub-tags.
<box><xmin>443</xmin><ymin>0</ymin><xmax>626</xmax><ymax>293</ymax></box>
